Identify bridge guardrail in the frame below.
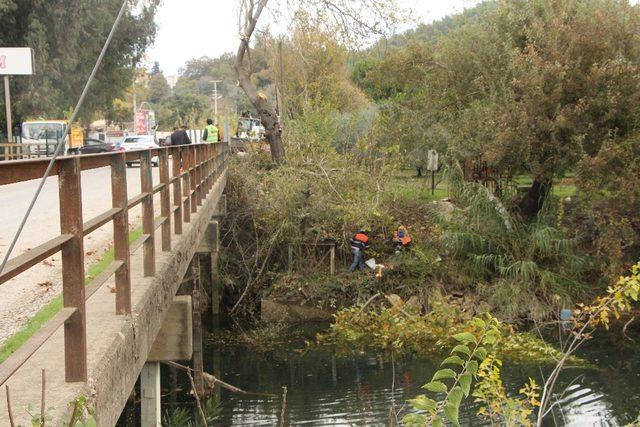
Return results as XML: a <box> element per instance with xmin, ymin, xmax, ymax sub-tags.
<box><xmin>0</xmin><ymin>142</ymin><xmax>228</xmax><ymax>385</ymax></box>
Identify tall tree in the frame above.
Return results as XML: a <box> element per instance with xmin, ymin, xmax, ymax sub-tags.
<box><xmin>0</xmin><ymin>0</ymin><xmax>159</xmax><ymax>126</ymax></box>
<box><xmin>234</xmin><ymin>0</ymin><xmax>405</xmax><ymax>163</ymax></box>
<box><xmin>148</xmin><ymin>72</ymin><xmax>170</xmax><ymax>104</ymax></box>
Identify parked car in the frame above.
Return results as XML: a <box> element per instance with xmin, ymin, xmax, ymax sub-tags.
<box><xmin>79</xmin><ymin>138</ymin><xmax>115</xmax><ymax>154</ymax></box>
<box><xmin>120</xmin><ymin>135</ymin><xmax>159</xmax><ymax>167</ymax></box>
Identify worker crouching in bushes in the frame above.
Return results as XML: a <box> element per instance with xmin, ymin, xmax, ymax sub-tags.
<box><xmin>348</xmin><ymin>230</ymin><xmax>370</xmax><ymax>272</ymax></box>
<box><xmin>392</xmin><ymin>225</ymin><xmax>412</xmax><ymax>254</ymax></box>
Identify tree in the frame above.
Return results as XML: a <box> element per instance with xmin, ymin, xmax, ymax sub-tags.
<box><xmin>156</xmin><ymin>78</ymin><xmax>211</xmax><ymax>129</ymax></box>
<box><xmin>0</xmin><ymin>0</ymin><xmax>159</xmax><ymax>127</ymax></box>
<box><xmin>235</xmin><ymin>0</ymin><xmax>285</xmax><ymax>162</ymax></box>
<box><xmin>150</xmin><ymin>60</ymin><xmax>161</xmax><ymax>76</ymax></box>
<box><xmin>148</xmin><ymin>72</ymin><xmax>170</xmax><ymax>104</ymax></box>
<box><xmin>234</xmin><ymin>0</ymin><xmax>405</xmax><ymax>163</ymax></box>
<box><xmin>357</xmin><ymin>0</ymin><xmax>640</xmax><ymax>220</ymax></box>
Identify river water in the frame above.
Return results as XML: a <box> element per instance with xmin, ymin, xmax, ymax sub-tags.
<box><xmin>118</xmin><ymin>320</ymin><xmax>640</xmax><ymax>426</ymax></box>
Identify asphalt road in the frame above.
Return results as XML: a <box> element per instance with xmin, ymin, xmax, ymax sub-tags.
<box><xmin>0</xmin><ymin>164</ymin><xmax>160</xmax><ymax>344</ymax></box>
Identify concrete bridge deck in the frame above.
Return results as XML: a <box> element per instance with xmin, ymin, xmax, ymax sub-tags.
<box><xmin>0</xmin><ymin>144</ymin><xmax>227</xmax><ymax>425</ymax></box>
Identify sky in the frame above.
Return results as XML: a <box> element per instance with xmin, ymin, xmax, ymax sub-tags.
<box><xmin>147</xmin><ymin>0</ymin><xmax>483</xmax><ymax>76</ymax></box>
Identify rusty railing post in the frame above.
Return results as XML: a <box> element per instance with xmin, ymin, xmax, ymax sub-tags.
<box><xmin>194</xmin><ymin>144</ymin><xmax>199</xmax><ymax>203</ymax></box>
<box><xmin>207</xmin><ymin>144</ymin><xmax>218</xmax><ymax>191</ymax></box>
<box><xmin>111</xmin><ymin>152</ymin><xmax>131</xmax><ymax>314</ymax></box>
<box><xmin>58</xmin><ymin>157</ymin><xmax>87</xmax><ymax>382</ymax></box>
<box><xmin>140</xmin><ymin>151</ymin><xmax>155</xmax><ymax>277</ymax></box>
<box><xmin>172</xmin><ymin>147</ymin><xmax>183</xmax><ymax>234</ymax></box>
<box><xmin>199</xmin><ymin>145</ymin><xmax>205</xmax><ymax>203</ymax></box>
<box><xmin>190</xmin><ymin>145</ymin><xmax>197</xmax><ymax>213</ymax></box>
<box><xmin>183</xmin><ymin>146</ymin><xmax>191</xmax><ymax>223</ymax></box>
<box><xmin>159</xmin><ymin>149</ymin><xmax>171</xmax><ymax>251</ymax></box>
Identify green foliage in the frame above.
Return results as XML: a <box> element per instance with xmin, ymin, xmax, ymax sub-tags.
<box><xmin>64</xmin><ymin>396</ymin><xmax>97</xmax><ymax>427</ymax></box>
<box><xmin>352</xmin><ymin>0</ymin><xmax>640</xmax><ymax>281</ymax></box>
<box><xmin>156</xmin><ymin>79</ymin><xmax>211</xmax><ymax>129</ymax></box>
<box><xmin>162</xmin><ymin>397</ymin><xmax>221</xmax><ymax>426</ymax></box>
<box><xmin>404</xmin><ymin>261</ymin><xmax>640</xmax><ymax>426</ymax></box>
<box><xmin>403</xmin><ymin>315</ymin><xmax>503</xmax><ymax>426</ymax></box>
<box><xmin>318</xmin><ymin>294</ymin><xmax>581</xmax><ymax>366</ymax></box>
<box><xmin>443</xmin><ymin>179</ymin><xmax>586</xmax><ymax>320</ymax></box>
<box><xmin>472</xmin><ymin>356</ymin><xmax>540</xmax><ymax>426</ymax></box>
<box><xmin>0</xmin><ymin>0</ymin><xmax>159</xmax><ymax>126</ymax></box>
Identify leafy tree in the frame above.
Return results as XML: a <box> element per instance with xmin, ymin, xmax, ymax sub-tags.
<box><xmin>357</xmin><ymin>0</ymin><xmax>640</xmax><ymax>221</ymax></box>
<box><xmin>147</xmin><ymin>72</ymin><xmax>170</xmax><ymax>104</ymax></box>
<box><xmin>156</xmin><ymin>78</ymin><xmax>211</xmax><ymax>129</ymax></box>
<box><xmin>0</xmin><ymin>0</ymin><xmax>159</xmax><ymax>126</ymax></box>
<box><xmin>234</xmin><ymin>0</ymin><xmax>406</xmax><ymax>163</ymax></box>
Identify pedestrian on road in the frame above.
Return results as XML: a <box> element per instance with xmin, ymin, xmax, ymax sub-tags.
<box><xmin>171</xmin><ymin>125</ymin><xmax>192</xmax><ymax>146</ymax></box>
<box><xmin>202</xmin><ymin>118</ymin><xmax>222</xmax><ymax>143</ymax></box>
<box><xmin>348</xmin><ymin>230</ymin><xmax>370</xmax><ymax>273</ymax></box>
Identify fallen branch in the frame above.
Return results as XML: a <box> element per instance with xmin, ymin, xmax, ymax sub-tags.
<box><xmin>359</xmin><ymin>293</ymin><xmax>380</xmax><ymax>314</ymax></box>
<box><xmin>623</xmin><ymin>316</ymin><xmax>636</xmax><ymax>342</ymax></box>
<box><xmin>185</xmin><ymin>366</ymin><xmax>207</xmax><ymax>426</ymax></box>
<box><xmin>162</xmin><ymin>361</ymin><xmax>274</xmax><ymax>397</ymax></box>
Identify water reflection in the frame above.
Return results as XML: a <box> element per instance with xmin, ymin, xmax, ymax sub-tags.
<box><xmin>117</xmin><ymin>324</ymin><xmax>640</xmax><ymax>426</ymax></box>
<box><xmin>208</xmin><ymin>330</ymin><xmax>639</xmax><ymax>426</ymax></box>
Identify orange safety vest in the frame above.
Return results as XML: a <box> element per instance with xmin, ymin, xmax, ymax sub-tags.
<box><xmin>354</xmin><ymin>233</ymin><xmax>369</xmax><ymax>244</ymax></box>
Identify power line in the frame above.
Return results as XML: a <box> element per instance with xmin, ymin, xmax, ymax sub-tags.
<box><xmin>0</xmin><ymin>0</ymin><xmax>130</xmax><ymax>277</ymax></box>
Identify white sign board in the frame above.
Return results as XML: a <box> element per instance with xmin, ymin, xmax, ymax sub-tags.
<box><xmin>427</xmin><ymin>149</ymin><xmax>439</xmax><ymax>172</ymax></box>
<box><xmin>0</xmin><ymin>48</ymin><xmax>34</xmax><ymax>75</ymax></box>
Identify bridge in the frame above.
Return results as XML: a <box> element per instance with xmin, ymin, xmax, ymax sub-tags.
<box><xmin>0</xmin><ymin>143</ymin><xmax>228</xmax><ymax>425</ymax></box>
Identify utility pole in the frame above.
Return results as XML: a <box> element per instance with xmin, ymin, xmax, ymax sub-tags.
<box><xmin>4</xmin><ymin>76</ymin><xmax>12</xmax><ymax>142</ymax></box>
<box><xmin>132</xmin><ymin>76</ymin><xmax>137</xmax><ymax>134</ymax></box>
<box><xmin>211</xmin><ymin>80</ymin><xmax>222</xmax><ymax>126</ymax></box>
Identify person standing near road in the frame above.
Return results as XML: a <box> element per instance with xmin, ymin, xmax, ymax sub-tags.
<box><xmin>171</xmin><ymin>125</ymin><xmax>192</xmax><ymax>146</ymax></box>
<box><xmin>202</xmin><ymin>118</ymin><xmax>221</xmax><ymax>144</ymax></box>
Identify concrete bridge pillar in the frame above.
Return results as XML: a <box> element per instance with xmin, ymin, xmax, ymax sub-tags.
<box><xmin>140</xmin><ymin>362</ymin><xmax>161</xmax><ymax>427</ymax></box>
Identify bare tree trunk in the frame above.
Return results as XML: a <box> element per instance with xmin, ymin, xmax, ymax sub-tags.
<box><xmin>518</xmin><ymin>176</ymin><xmax>552</xmax><ymax>220</ymax></box>
<box><xmin>234</xmin><ymin>0</ymin><xmax>285</xmax><ymax>163</ymax></box>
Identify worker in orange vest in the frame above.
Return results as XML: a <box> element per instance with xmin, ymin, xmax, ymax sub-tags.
<box><xmin>349</xmin><ymin>230</ymin><xmax>370</xmax><ymax>272</ymax></box>
<box><xmin>392</xmin><ymin>225</ymin><xmax>412</xmax><ymax>253</ymax></box>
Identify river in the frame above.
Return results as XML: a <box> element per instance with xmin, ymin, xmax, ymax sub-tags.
<box><xmin>118</xmin><ymin>319</ymin><xmax>640</xmax><ymax>426</ymax></box>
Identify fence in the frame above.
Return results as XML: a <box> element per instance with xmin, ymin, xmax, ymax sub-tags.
<box><xmin>0</xmin><ymin>131</ymin><xmax>63</xmax><ymax>161</ymax></box>
<box><xmin>0</xmin><ymin>142</ymin><xmax>228</xmax><ymax>385</ymax></box>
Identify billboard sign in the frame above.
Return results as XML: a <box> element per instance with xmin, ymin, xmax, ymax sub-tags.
<box><xmin>0</xmin><ymin>48</ymin><xmax>34</xmax><ymax>75</ymax></box>
<box><xmin>135</xmin><ymin>110</ymin><xmax>150</xmax><ymax>135</ymax></box>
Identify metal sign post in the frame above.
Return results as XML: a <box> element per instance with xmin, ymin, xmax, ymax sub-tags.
<box><xmin>427</xmin><ymin>149</ymin><xmax>439</xmax><ymax>196</ymax></box>
<box><xmin>0</xmin><ymin>47</ymin><xmax>35</xmax><ymax>143</ymax></box>
<box><xmin>3</xmin><ymin>76</ymin><xmax>11</xmax><ymax>142</ymax></box>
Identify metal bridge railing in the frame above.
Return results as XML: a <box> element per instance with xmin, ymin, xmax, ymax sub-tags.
<box><xmin>0</xmin><ymin>142</ymin><xmax>228</xmax><ymax>385</ymax></box>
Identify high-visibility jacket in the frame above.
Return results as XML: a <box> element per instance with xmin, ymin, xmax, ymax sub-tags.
<box><xmin>350</xmin><ymin>233</ymin><xmax>370</xmax><ymax>250</ymax></box>
<box><xmin>204</xmin><ymin>124</ymin><xmax>219</xmax><ymax>143</ymax></box>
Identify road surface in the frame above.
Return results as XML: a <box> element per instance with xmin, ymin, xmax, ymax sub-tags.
<box><xmin>0</xmin><ymin>164</ymin><xmax>161</xmax><ymax>345</ymax></box>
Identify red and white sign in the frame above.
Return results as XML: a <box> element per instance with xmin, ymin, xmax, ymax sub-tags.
<box><xmin>135</xmin><ymin>110</ymin><xmax>150</xmax><ymax>135</ymax></box>
<box><xmin>0</xmin><ymin>48</ymin><xmax>34</xmax><ymax>75</ymax></box>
